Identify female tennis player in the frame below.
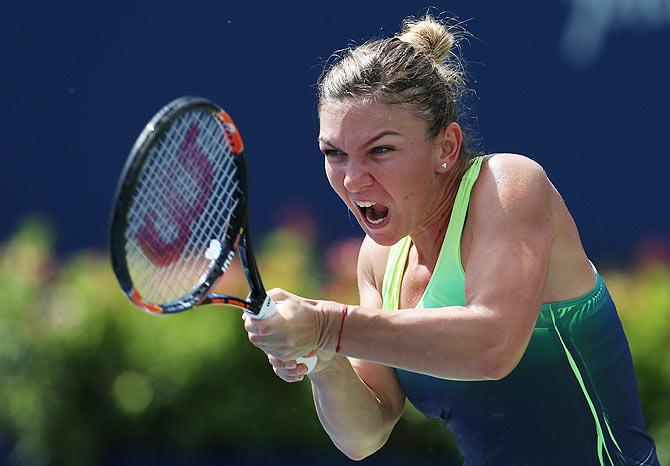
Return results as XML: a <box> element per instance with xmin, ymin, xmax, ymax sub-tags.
<box><xmin>243</xmin><ymin>15</ymin><xmax>659</xmax><ymax>466</ymax></box>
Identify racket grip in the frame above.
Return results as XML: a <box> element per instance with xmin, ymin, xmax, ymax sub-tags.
<box><xmin>247</xmin><ymin>296</ymin><xmax>318</xmax><ymax>374</ymax></box>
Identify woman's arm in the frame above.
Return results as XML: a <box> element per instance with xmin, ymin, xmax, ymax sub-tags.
<box><xmin>247</xmin><ymin>155</ymin><xmax>552</xmax><ymax>381</ymax></box>
<box><xmin>257</xmin><ymin>236</ymin><xmax>406</xmax><ymax>460</ymax></box>
<box><xmin>324</xmin><ymin>155</ymin><xmax>553</xmax><ymax>380</ymax></box>
<box><xmin>258</xmin><ymin>238</ymin><xmax>405</xmax><ymax>460</ymax></box>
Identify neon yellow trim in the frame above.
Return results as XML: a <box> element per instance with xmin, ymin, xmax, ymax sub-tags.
<box><xmin>381</xmin><ymin>236</ymin><xmax>411</xmax><ymax>311</ymax></box>
<box><xmin>424</xmin><ymin>156</ymin><xmax>485</xmax><ymax>299</ymax></box>
<box><xmin>381</xmin><ymin>156</ymin><xmax>485</xmax><ymax>313</ymax></box>
<box><xmin>549</xmin><ymin>305</ymin><xmax>614</xmax><ymax>466</ymax></box>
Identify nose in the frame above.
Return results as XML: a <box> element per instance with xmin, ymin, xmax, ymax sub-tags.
<box><xmin>343</xmin><ymin>158</ymin><xmax>374</xmax><ymax>193</ymax></box>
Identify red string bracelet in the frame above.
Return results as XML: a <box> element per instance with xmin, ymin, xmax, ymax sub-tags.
<box><xmin>335</xmin><ymin>304</ymin><xmax>349</xmax><ymax>353</ymax></box>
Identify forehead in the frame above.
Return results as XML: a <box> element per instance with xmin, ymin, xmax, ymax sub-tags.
<box><xmin>318</xmin><ymin>99</ymin><xmax>426</xmax><ymax>143</ymax></box>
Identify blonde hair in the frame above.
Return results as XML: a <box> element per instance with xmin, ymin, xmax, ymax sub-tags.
<box><xmin>318</xmin><ymin>15</ymin><xmax>476</xmax><ymax>164</ymax></box>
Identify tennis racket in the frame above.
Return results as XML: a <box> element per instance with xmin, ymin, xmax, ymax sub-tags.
<box><xmin>109</xmin><ymin>96</ymin><xmax>317</xmax><ymax>372</ymax></box>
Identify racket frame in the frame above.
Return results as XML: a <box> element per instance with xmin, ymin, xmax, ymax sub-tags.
<box><xmin>109</xmin><ymin>96</ymin><xmax>319</xmax><ymax>372</ymax></box>
<box><xmin>109</xmin><ymin>96</ymin><xmax>257</xmax><ymax>314</ymax></box>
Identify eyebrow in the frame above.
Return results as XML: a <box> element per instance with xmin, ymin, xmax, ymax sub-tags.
<box><xmin>318</xmin><ymin>130</ymin><xmax>402</xmax><ymax>151</ymax></box>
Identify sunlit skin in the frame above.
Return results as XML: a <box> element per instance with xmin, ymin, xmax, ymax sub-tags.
<box><xmin>243</xmin><ymin>99</ymin><xmax>467</xmax><ymax>378</ymax></box>
<box><xmin>242</xmin><ymin>95</ymin><xmax>599</xmax><ymax>459</ymax></box>
<box><xmin>242</xmin><ymin>100</ymin><xmax>595</xmax><ymax>371</ymax></box>
<box><xmin>243</xmin><ymin>98</ymin><xmax>468</xmax><ymax>378</ymax></box>
<box><xmin>318</xmin><ymin>99</ymin><xmax>463</xmax><ymax>266</ymax></box>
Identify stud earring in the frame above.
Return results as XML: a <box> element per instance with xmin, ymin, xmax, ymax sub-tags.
<box><xmin>441</xmin><ymin>162</ymin><xmax>448</xmax><ymax>169</ymax></box>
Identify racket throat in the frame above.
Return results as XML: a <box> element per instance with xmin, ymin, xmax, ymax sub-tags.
<box><xmin>206</xmin><ymin>293</ymin><xmax>254</xmax><ymax>311</ymax></box>
<box><xmin>236</xmin><ymin>228</ymin><xmax>268</xmax><ymax>312</ymax></box>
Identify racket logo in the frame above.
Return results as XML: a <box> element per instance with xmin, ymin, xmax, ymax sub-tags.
<box><xmin>222</xmin><ymin>249</ymin><xmax>235</xmax><ymax>272</ymax></box>
<box><xmin>137</xmin><ymin>124</ymin><xmax>215</xmax><ymax>267</ymax></box>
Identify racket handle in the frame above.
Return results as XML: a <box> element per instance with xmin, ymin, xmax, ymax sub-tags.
<box><xmin>247</xmin><ymin>296</ymin><xmax>318</xmax><ymax>374</ymax></box>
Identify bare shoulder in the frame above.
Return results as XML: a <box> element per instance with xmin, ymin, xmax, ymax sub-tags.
<box><xmin>469</xmin><ymin>153</ymin><xmax>595</xmax><ymax>303</ymax></box>
<box><xmin>479</xmin><ymin>153</ymin><xmax>549</xmax><ymax>194</ymax></box>
<box><xmin>357</xmin><ymin>235</ymin><xmax>393</xmax><ymax>295</ymax></box>
<box><xmin>471</xmin><ymin>153</ymin><xmax>550</xmax><ymax>221</ymax></box>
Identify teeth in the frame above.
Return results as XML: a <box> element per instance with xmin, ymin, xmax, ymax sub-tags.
<box><xmin>354</xmin><ymin>201</ymin><xmax>376</xmax><ymax>208</ymax></box>
<box><xmin>368</xmin><ymin>217</ymin><xmax>384</xmax><ymax>225</ymax></box>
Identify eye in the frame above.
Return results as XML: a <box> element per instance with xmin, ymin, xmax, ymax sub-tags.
<box><xmin>322</xmin><ymin>148</ymin><xmax>346</xmax><ymax>158</ymax></box>
<box><xmin>370</xmin><ymin>146</ymin><xmax>394</xmax><ymax>155</ymax></box>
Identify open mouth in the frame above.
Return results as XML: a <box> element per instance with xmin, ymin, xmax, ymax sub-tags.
<box><xmin>354</xmin><ymin>201</ymin><xmax>389</xmax><ymax>226</ymax></box>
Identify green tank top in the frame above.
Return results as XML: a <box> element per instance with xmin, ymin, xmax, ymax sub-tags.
<box><xmin>382</xmin><ymin>155</ymin><xmax>484</xmax><ymax>310</ymax></box>
<box><xmin>379</xmin><ymin>155</ymin><xmax>658</xmax><ymax>465</ymax></box>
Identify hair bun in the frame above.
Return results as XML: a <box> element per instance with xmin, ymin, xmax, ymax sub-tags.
<box><xmin>398</xmin><ymin>16</ymin><xmax>455</xmax><ymax>63</ymax></box>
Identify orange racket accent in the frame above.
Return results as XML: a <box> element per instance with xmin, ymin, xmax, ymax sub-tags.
<box><xmin>218</xmin><ymin>111</ymin><xmax>244</xmax><ymax>155</ymax></box>
<box><xmin>129</xmin><ymin>288</ymin><xmax>163</xmax><ymax>313</ymax></box>
<box><xmin>209</xmin><ymin>296</ymin><xmax>252</xmax><ymax>310</ymax></box>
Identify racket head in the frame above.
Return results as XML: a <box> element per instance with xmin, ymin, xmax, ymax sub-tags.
<box><xmin>109</xmin><ymin>96</ymin><xmax>248</xmax><ymax>314</ymax></box>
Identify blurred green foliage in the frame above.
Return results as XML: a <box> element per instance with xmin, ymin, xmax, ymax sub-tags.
<box><xmin>0</xmin><ymin>218</ymin><xmax>668</xmax><ymax>465</ymax></box>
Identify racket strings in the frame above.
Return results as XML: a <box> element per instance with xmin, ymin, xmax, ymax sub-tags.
<box><xmin>171</xmin><ymin>118</ymin><xmax>241</xmax><ymax>291</ymax></box>
<box><xmin>128</xmin><ymin>121</ymin><xmax>206</xmax><ymax>300</ymax></box>
<box><xmin>131</xmin><ymin>117</ymin><xmax>237</xmax><ymax>303</ymax></box>
<box><xmin>125</xmin><ymin>110</ymin><xmax>241</xmax><ymax>304</ymax></box>
<box><xmin>128</xmin><ymin>123</ymin><xmax>206</xmax><ymax>301</ymax></box>
<box><xmin>144</xmin><ymin>119</ymin><xmax>223</xmax><ymax>296</ymax></box>
<box><xmin>154</xmin><ymin>113</ymin><xmax>239</xmax><ymax>299</ymax></box>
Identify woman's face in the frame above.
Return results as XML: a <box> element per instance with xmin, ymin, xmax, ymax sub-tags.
<box><xmin>319</xmin><ymin>99</ymin><xmax>443</xmax><ymax>246</ymax></box>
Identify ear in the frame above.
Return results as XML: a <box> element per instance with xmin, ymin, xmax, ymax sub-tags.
<box><xmin>434</xmin><ymin>122</ymin><xmax>463</xmax><ymax>173</ymax></box>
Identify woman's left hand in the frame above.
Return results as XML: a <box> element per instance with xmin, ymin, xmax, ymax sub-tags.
<box><xmin>242</xmin><ymin>288</ymin><xmax>343</xmax><ymax>361</ymax></box>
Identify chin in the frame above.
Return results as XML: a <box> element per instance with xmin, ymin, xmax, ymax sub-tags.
<box><xmin>352</xmin><ymin>209</ymin><xmax>402</xmax><ymax>246</ymax></box>
<box><xmin>370</xmin><ymin>236</ymin><xmax>399</xmax><ymax>247</ymax></box>
<box><xmin>363</xmin><ymin>228</ymin><xmax>403</xmax><ymax>247</ymax></box>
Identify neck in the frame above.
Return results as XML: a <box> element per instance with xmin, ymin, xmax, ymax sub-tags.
<box><xmin>409</xmin><ymin>169</ymin><xmax>462</xmax><ymax>269</ymax></box>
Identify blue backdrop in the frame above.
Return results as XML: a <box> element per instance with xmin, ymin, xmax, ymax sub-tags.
<box><xmin>3</xmin><ymin>0</ymin><xmax>669</xmax><ymax>262</ymax></box>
